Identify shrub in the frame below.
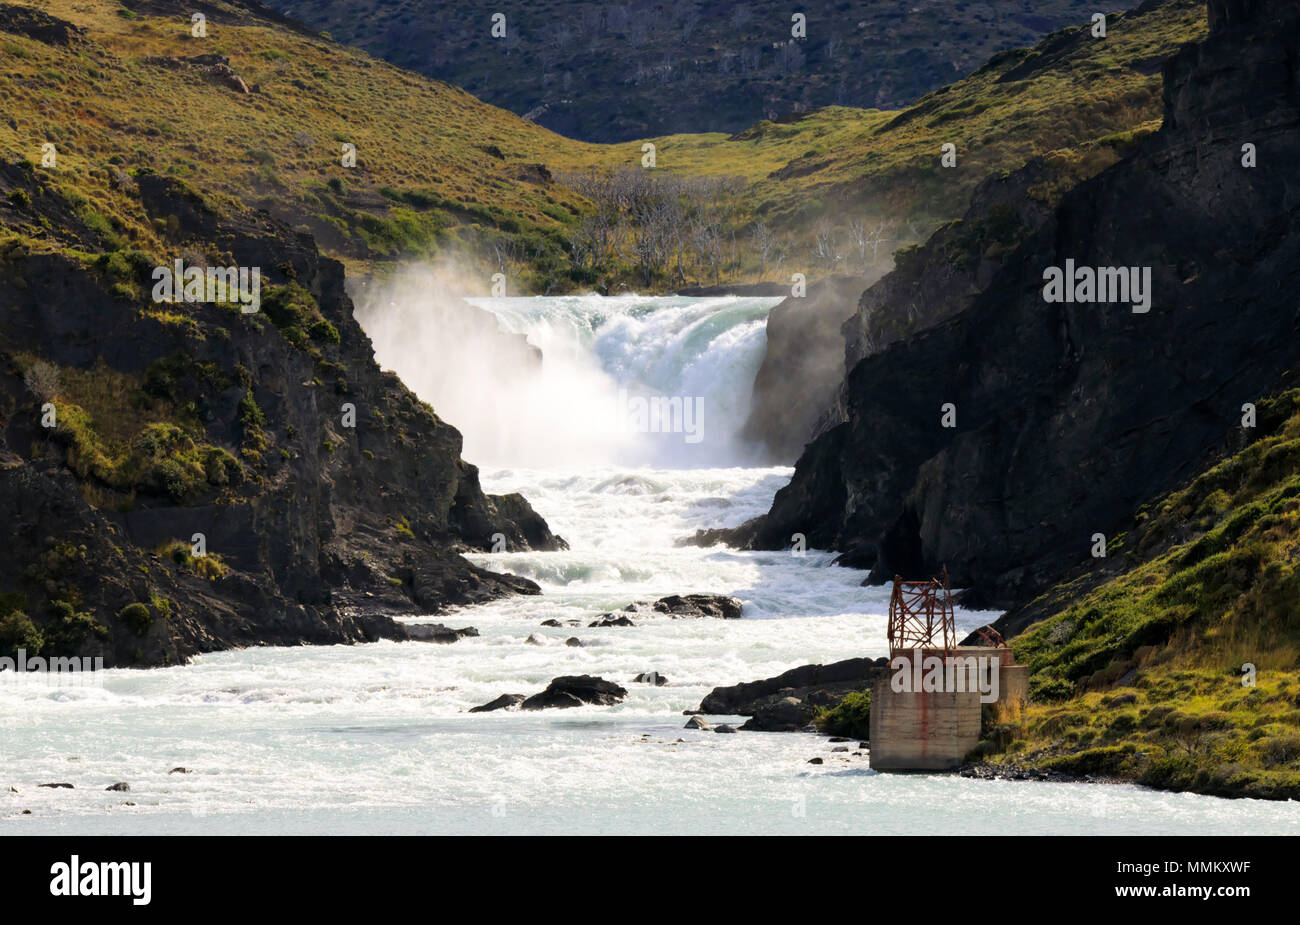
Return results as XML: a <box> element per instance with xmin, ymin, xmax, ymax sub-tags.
<box><xmin>118</xmin><ymin>602</ymin><xmax>152</xmax><ymax>637</ymax></box>
<box><xmin>309</xmin><ymin>320</ymin><xmax>340</xmax><ymax>344</ymax></box>
<box><xmin>816</xmin><ymin>690</ymin><xmax>870</xmax><ymax>739</ymax></box>
<box><xmin>157</xmin><ymin>541</ymin><xmax>230</xmax><ymax>580</ymax></box>
<box><xmin>44</xmin><ymin>601</ymin><xmax>109</xmax><ymax>654</ymax></box>
<box><xmin>0</xmin><ymin>610</ymin><xmax>44</xmax><ymax>659</ymax></box>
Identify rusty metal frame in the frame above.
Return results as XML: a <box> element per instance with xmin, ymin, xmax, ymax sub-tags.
<box><xmin>887</xmin><ymin>566</ymin><xmax>956</xmax><ymax>655</ymax></box>
<box><xmin>973</xmin><ymin>624</ymin><xmax>1007</xmax><ymax>649</ymax></box>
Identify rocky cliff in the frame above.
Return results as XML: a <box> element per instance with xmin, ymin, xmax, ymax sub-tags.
<box><xmin>259</xmin><ymin>0</ymin><xmax>1134</xmax><ymax>144</ymax></box>
<box><xmin>739</xmin><ymin>275</ymin><xmax>871</xmax><ymax>463</ymax></box>
<box><xmin>0</xmin><ymin>167</ymin><xmax>563</xmax><ymax>668</ymax></box>
<box><xmin>722</xmin><ymin>0</ymin><xmax>1300</xmax><ymax>608</ymax></box>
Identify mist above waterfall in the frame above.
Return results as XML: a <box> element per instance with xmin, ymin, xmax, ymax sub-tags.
<box><xmin>350</xmin><ymin>267</ymin><xmax>781</xmax><ymax>468</ymax></box>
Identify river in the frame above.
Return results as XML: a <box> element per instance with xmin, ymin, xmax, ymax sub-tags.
<box><xmin>4</xmin><ymin>295</ymin><xmax>1299</xmax><ymax>834</ymax></box>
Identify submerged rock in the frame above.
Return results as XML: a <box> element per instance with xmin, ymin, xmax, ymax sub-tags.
<box><xmin>633</xmin><ymin>671</ymin><xmax>668</xmax><ymax>686</ymax></box>
<box><xmin>105</xmin><ymin>782</ymin><xmax>130</xmax><ymax>792</ymax></box>
<box><xmin>651</xmin><ymin>594</ymin><xmax>742</xmax><ymax>620</ymax></box>
<box><xmin>38</xmin><ymin>782</ymin><xmax>73</xmax><ymax>789</ymax></box>
<box><xmin>468</xmin><ymin>693</ymin><xmax>526</xmax><ymax>713</ymax></box>
<box><xmin>589</xmin><ymin>614</ymin><xmax>636</xmax><ymax>627</ymax></box>
<box><xmin>403</xmin><ymin>623</ymin><xmax>478</xmax><ymax>643</ymax></box>
<box><xmin>592</xmin><ymin>593</ymin><xmax>743</xmax><ymax>624</ymax></box>
<box><xmin>520</xmin><ymin>675</ymin><xmax>627</xmax><ymax>710</ymax></box>
<box><xmin>684</xmin><ymin>715</ymin><xmax>712</xmax><ymax>731</ymax></box>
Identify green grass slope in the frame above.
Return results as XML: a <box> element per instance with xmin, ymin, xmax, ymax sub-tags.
<box><xmin>0</xmin><ymin>0</ymin><xmax>1206</xmax><ymax>292</ymax></box>
<box><xmin>976</xmin><ymin>389</ymin><xmax>1300</xmax><ymax>799</ymax></box>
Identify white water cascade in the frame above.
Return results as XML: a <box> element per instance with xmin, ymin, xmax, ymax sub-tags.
<box><xmin>361</xmin><ymin>290</ymin><xmax>780</xmax><ymax>467</ymax></box>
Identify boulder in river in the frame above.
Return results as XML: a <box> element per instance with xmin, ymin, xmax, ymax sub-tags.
<box><xmin>698</xmin><ymin>656</ymin><xmax>886</xmax><ymax>720</ymax></box>
<box><xmin>684</xmin><ymin>715</ymin><xmax>712</xmax><ymax>730</ymax></box>
<box><xmin>403</xmin><ymin>623</ymin><xmax>479</xmax><ymax>643</ymax></box>
<box><xmin>633</xmin><ymin>671</ymin><xmax>668</xmax><ymax>686</ymax></box>
<box><xmin>105</xmin><ymin>782</ymin><xmax>130</xmax><ymax>792</ymax></box>
<box><xmin>596</xmin><ymin>593</ymin><xmax>743</xmax><ymax>623</ymax></box>
<box><xmin>651</xmin><ymin>594</ymin><xmax>742</xmax><ymax>620</ymax></box>
<box><xmin>741</xmin><ymin>696</ymin><xmax>815</xmax><ymax>732</ymax></box>
<box><xmin>39</xmin><ymin>782</ymin><xmax>74</xmax><ymax>789</ymax></box>
<box><xmin>520</xmin><ymin>675</ymin><xmax>627</xmax><ymax>710</ymax></box>
<box><xmin>469</xmin><ymin>693</ymin><xmax>526</xmax><ymax>713</ymax></box>
<box><xmin>589</xmin><ymin>614</ymin><xmax>636</xmax><ymax>627</ymax></box>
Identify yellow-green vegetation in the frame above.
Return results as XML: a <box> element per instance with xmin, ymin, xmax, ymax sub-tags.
<box><xmin>0</xmin><ymin>0</ymin><xmax>1207</xmax><ymax>291</ymax></box>
<box><xmin>155</xmin><ymin>539</ymin><xmax>230</xmax><ymax>580</ymax></box>
<box><xmin>1</xmin><ymin>581</ymin><xmax>109</xmax><ymax>657</ymax></box>
<box><xmin>117</xmin><ymin>601</ymin><xmax>153</xmax><ymax>636</ymax></box>
<box><xmin>583</xmin><ymin>0</ymin><xmax>1206</xmax><ymax>242</ymax></box>
<box><xmin>0</xmin><ymin>592</ymin><xmax>42</xmax><ymax>658</ymax></box>
<box><xmin>815</xmin><ymin>690</ymin><xmax>870</xmax><ymax>740</ymax></box>
<box><xmin>15</xmin><ymin>355</ymin><xmax>245</xmax><ymax>504</ymax></box>
<box><xmin>979</xmin><ymin>389</ymin><xmax>1300</xmax><ymax>798</ymax></box>
<box><xmin>1</xmin><ymin>0</ymin><xmax>598</xmax><ymax>284</ymax></box>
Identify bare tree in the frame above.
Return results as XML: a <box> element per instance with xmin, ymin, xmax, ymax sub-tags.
<box><xmin>750</xmin><ymin>221</ymin><xmax>774</xmax><ymax>278</ymax></box>
<box><xmin>848</xmin><ymin>219</ymin><xmax>868</xmax><ymax>268</ymax></box>
<box><xmin>812</xmin><ymin>220</ymin><xmax>839</xmax><ymax>270</ymax></box>
<box><xmin>771</xmin><ymin>236</ymin><xmax>790</xmax><ymax>276</ymax></box>
<box><xmin>866</xmin><ymin>219</ymin><xmax>891</xmax><ymax>261</ymax></box>
<box><xmin>24</xmin><ymin>360</ymin><xmax>60</xmax><ymax>401</ymax></box>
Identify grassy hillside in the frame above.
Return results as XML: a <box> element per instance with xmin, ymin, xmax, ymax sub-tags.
<box><xmin>0</xmin><ymin>0</ymin><xmax>601</xmax><ymax>288</ymax></box>
<box><xmin>604</xmin><ymin>0</ymin><xmax>1207</xmax><ymax>232</ymax></box>
<box><xmin>975</xmin><ymin>389</ymin><xmax>1300</xmax><ymax>799</ymax></box>
<box><xmin>1</xmin><ymin>0</ymin><xmax>1206</xmax><ymax>293</ymax></box>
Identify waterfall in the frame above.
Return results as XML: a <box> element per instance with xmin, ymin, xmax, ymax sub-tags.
<box><xmin>356</xmin><ymin>284</ymin><xmax>781</xmax><ymax>468</ymax></box>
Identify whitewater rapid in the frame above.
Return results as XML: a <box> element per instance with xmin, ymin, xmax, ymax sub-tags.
<box><xmin>5</xmin><ymin>295</ymin><xmax>1300</xmax><ymax>834</ymax></box>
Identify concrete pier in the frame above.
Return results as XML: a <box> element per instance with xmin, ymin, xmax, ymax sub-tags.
<box><xmin>869</xmin><ymin>646</ymin><xmax>1028</xmax><ymax>771</ymax></box>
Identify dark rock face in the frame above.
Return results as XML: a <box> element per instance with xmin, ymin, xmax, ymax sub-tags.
<box><xmin>833</xmin><ymin>158</ymin><xmax>1077</xmax><ymax>425</ymax></box>
<box><xmin>698</xmin><ymin>657</ymin><xmax>885</xmax><ymax>732</ymax></box>
<box><xmin>740</xmin><ymin>275</ymin><xmax>872</xmax><ymax>463</ymax></box>
<box><xmin>0</xmin><ymin>172</ymin><xmax>563</xmax><ymax>667</ymax></box>
<box><xmin>727</xmin><ymin>0</ymin><xmax>1300</xmax><ymax>607</ymax></box>
<box><xmin>519</xmin><ymin>675</ymin><xmax>628</xmax><ymax>710</ymax></box>
<box><xmin>258</xmin><ymin>0</ymin><xmax>1133</xmax><ymax>144</ymax></box>
<box><xmin>0</xmin><ymin>4</ymin><xmax>86</xmax><ymax>45</ymax></box>
<box><xmin>468</xmin><ymin>693</ymin><xmax>526</xmax><ymax>713</ymax></box>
